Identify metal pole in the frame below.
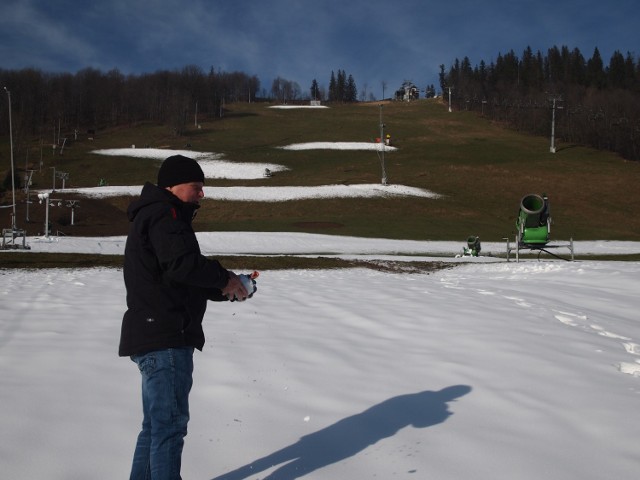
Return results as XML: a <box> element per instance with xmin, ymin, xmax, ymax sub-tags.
<box><xmin>25</xmin><ymin>171</ymin><xmax>34</xmax><ymax>223</ymax></box>
<box><xmin>4</xmin><ymin>87</ymin><xmax>16</xmax><ymax>230</ymax></box>
<box><xmin>550</xmin><ymin>97</ymin><xmax>557</xmax><ymax>153</ymax></box>
<box><xmin>549</xmin><ymin>95</ymin><xmax>562</xmax><ymax>154</ymax></box>
<box><xmin>45</xmin><ymin>197</ymin><xmax>49</xmax><ymax>238</ymax></box>
<box><xmin>379</xmin><ymin>105</ymin><xmax>387</xmax><ymax>185</ymax></box>
<box><xmin>38</xmin><ymin>193</ymin><xmax>50</xmax><ymax>239</ymax></box>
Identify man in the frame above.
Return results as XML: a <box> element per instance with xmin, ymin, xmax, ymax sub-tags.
<box><xmin>120</xmin><ymin>155</ymin><xmax>254</xmax><ymax>480</ymax></box>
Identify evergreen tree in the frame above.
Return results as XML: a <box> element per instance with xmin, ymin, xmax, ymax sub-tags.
<box><xmin>425</xmin><ymin>84</ymin><xmax>436</xmax><ymax>98</ymax></box>
<box><xmin>623</xmin><ymin>52</ymin><xmax>638</xmax><ymax>91</ymax></box>
<box><xmin>310</xmin><ymin>79</ymin><xmax>320</xmax><ymax>100</ymax></box>
<box><xmin>345</xmin><ymin>75</ymin><xmax>357</xmax><ymax>102</ymax></box>
<box><xmin>328</xmin><ymin>71</ymin><xmax>337</xmax><ymax>101</ymax></box>
<box><xmin>587</xmin><ymin>47</ymin><xmax>606</xmax><ymax>89</ymax></box>
<box><xmin>568</xmin><ymin>47</ymin><xmax>586</xmax><ymax>86</ymax></box>
<box><xmin>438</xmin><ymin>64</ymin><xmax>447</xmax><ymax>94</ymax></box>
<box><xmin>328</xmin><ymin>69</ymin><xmax>358</xmax><ymax>102</ymax></box>
<box><xmin>608</xmin><ymin>51</ymin><xmax>626</xmax><ymax>89</ymax></box>
<box><xmin>337</xmin><ymin>70</ymin><xmax>346</xmax><ymax>101</ymax></box>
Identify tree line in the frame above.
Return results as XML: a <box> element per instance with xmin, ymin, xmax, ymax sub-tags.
<box><xmin>0</xmin><ymin>65</ymin><xmax>260</xmax><ymax>144</ymax></box>
<box><xmin>439</xmin><ymin>45</ymin><xmax>640</xmax><ymax>161</ymax></box>
<box><xmin>0</xmin><ymin>65</ymin><xmax>363</xmax><ymax>148</ymax></box>
<box><xmin>2</xmin><ymin>46</ymin><xmax>638</xmax><ymax>164</ymax></box>
<box><xmin>271</xmin><ymin>70</ymin><xmax>360</xmax><ymax>104</ymax></box>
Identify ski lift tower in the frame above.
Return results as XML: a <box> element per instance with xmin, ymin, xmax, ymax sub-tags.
<box><xmin>57</xmin><ymin>171</ymin><xmax>69</xmax><ymax>189</ymax></box>
<box><xmin>378</xmin><ymin>104</ymin><xmax>388</xmax><ymax>185</ymax></box>
<box><xmin>37</xmin><ymin>193</ymin><xmax>64</xmax><ymax>239</ymax></box>
<box><xmin>66</xmin><ymin>199</ymin><xmax>80</xmax><ymax>226</ymax></box>
<box><xmin>549</xmin><ymin>95</ymin><xmax>563</xmax><ymax>153</ymax></box>
<box><xmin>446</xmin><ymin>86</ymin><xmax>454</xmax><ymax>113</ymax></box>
<box><xmin>1</xmin><ymin>87</ymin><xmax>29</xmax><ymax>250</ymax></box>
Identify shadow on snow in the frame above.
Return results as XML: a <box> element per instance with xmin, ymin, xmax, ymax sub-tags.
<box><xmin>211</xmin><ymin>385</ymin><xmax>472</xmax><ymax>480</ymax></box>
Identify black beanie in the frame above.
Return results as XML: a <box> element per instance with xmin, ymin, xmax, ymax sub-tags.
<box><xmin>157</xmin><ymin>155</ymin><xmax>205</xmax><ymax>188</ymax></box>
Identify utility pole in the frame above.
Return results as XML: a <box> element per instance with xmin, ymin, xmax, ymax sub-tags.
<box><xmin>24</xmin><ymin>170</ymin><xmax>35</xmax><ymax>222</ymax></box>
<box><xmin>1</xmin><ymin>86</ymin><xmax>30</xmax><ymax>249</ymax></box>
<box><xmin>37</xmin><ymin>193</ymin><xmax>51</xmax><ymax>239</ymax></box>
<box><xmin>379</xmin><ymin>105</ymin><xmax>388</xmax><ymax>186</ymax></box>
<box><xmin>3</xmin><ymin>87</ymin><xmax>16</xmax><ymax>230</ymax></box>
<box><xmin>549</xmin><ymin>95</ymin><xmax>563</xmax><ymax>153</ymax></box>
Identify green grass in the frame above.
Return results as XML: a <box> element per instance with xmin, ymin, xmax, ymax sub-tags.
<box><xmin>0</xmin><ymin>252</ymin><xmax>454</xmax><ymax>273</ymax></box>
<box><xmin>2</xmin><ymin>99</ymin><xmax>640</xmax><ymax>252</ymax></box>
<box><xmin>2</xmin><ymin>251</ymin><xmax>638</xmax><ymax>271</ymax></box>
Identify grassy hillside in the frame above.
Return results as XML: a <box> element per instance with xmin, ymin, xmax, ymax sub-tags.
<box><xmin>2</xmin><ymin>99</ymin><xmax>640</xmax><ymax>243</ymax></box>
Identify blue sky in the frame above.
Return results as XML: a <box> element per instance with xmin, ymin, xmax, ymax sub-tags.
<box><xmin>1</xmin><ymin>0</ymin><xmax>638</xmax><ymax>99</ymax></box>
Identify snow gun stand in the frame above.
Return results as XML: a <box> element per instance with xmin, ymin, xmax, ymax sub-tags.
<box><xmin>505</xmin><ymin>193</ymin><xmax>574</xmax><ymax>262</ymax></box>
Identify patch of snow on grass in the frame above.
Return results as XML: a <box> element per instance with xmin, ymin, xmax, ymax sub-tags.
<box><xmin>91</xmin><ymin>148</ymin><xmax>289</xmax><ymax>179</ymax></box>
<box><xmin>280</xmin><ymin>141</ymin><xmax>397</xmax><ymax>151</ymax></box>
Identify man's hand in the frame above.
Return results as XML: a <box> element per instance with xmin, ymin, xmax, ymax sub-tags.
<box><xmin>222</xmin><ymin>272</ymin><xmax>249</xmax><ymax>302</ymax></box>
<box><xmin>222</xmin><ymin>271</ymin><xmax>259</xmax><ymax>302</ymax></box>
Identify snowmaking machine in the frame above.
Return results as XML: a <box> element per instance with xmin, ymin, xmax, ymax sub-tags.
<box><xmin>506</xmin><ymin>193</ymin><xmax>574</xmax><ymax>261</ymax></box>
<box><xmin>458</xmin><ymin>235</ymin><xmax>481</xmax><ymax>257</ymax></box>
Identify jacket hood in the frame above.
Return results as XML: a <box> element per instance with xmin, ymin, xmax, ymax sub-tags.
<box><xmin>127</xmin><ymin>182</ymin><xmax>199</xmax><ymax>222</ymax></box>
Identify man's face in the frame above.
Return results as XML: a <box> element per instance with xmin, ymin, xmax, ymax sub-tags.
<box><xmin>167</xmin><ymin>182</ymin><xmax>205</xmax><ymax>204</ymax></box>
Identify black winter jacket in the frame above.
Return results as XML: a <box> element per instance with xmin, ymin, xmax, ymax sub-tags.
<box><xmin>119</xmin><ymin>182</ymin><xmax>229</xmax><ymax>356</ymax></box>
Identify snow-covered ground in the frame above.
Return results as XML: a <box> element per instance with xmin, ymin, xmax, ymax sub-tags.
<box><xmin>83</xmin><ymin>147</ymin><xmax>410</xmax><ymax>199</ymax></box>
<box><xmin>60</xmin><ymin>183</ymin><xmax>438</xmax><ymax>201</ymax></box>
<box><xmin>279</xmin><ymin>141</ymin><xmax>397</xmax><ymax>151</ymax></box>
<box><xmin>269</xmin><ymin>105</ymin><xmax>329</xmax><ymax>109</ymax></box>
<box><xmin>18</xmin><ymin>231</ymin><xmax>640</xmax><ymax>258</ymax></box>
<box><xmin>3</xmin><ymin>146</ymin><xmax>639</xmax><ymax>479</ymax></box>
<box><xmin>92</xmin><ymin>148</ymin><xmax>290</xmax><ymax>180</ymax></box>
<box><xmin>1</xmin><ymin>234</ymin><xmax>639</xmax><ymax>480</ymax></box>
<box><xmin>59</xmin><ymin>182</ymin><xmax>439</xmax><ymax>201</ymax></box>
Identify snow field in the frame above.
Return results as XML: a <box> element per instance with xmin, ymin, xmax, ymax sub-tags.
<box><xmin>1</xmin><ymin>260</ymin><xmax>639</xmax><ymax>479</ymax></box>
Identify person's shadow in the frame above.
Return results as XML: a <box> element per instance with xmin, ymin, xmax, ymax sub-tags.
<box><xmin>211</xmin><ymin>385</ymin><xmax>472</xmax><ymax>480</ymax></box>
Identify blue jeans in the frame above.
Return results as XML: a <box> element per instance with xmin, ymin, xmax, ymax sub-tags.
<box><xmin>130</xmin><ymin>347</ymin><xmax>194</xmax><ymax>480</ymax></box>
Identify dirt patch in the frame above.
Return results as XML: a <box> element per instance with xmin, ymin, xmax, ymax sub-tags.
<box><xmin>292</xmin><ymin>221</ymin><xmax>344</xmax><ymax>230</ymax></box>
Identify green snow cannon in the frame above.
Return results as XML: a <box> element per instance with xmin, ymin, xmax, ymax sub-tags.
<box><xmin>516</xmin><ymin>193</ymin><xmax>550</xmax><ymax>245</ymax></box>
<box><xmin>464</xmin><ymin>235</ymin><xmax>481</xmax><ymax>256</ymax></box>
